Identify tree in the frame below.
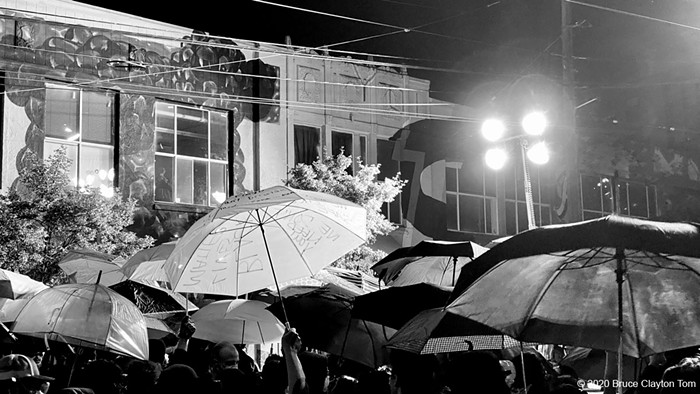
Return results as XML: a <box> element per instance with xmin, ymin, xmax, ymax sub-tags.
<box><xmin>285</xmin><ymin>153</ymin><xmax>406</xmax><ymax>273</ymax></box>
<box><xmin>0</xmin><ymin>148</ymin><xmax>153</xmax><ymax>283</ymax></box>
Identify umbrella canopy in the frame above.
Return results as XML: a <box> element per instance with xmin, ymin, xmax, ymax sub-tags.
<box><xmin>447</xmin><ymin>215</ymin><xmax>700</xmax><ymax>360</ymax></box>
<box><xmin>121</xmin><ymin>243</ymin><xmax>176</xmax><ymax>283</ymax></box>
<box><xmin>352</xmin><ymin>282</ymin><xmax>452</xmax><ymax>329</ymax></box>
<box><xmin>59</xmin><ymin>249</ymin><xmax>127</xmax><ymax>286</ymax></box>
<box><xmin>109</xmin><ymin>279</ymin><xmax>197</xmax><ymax>318</ymax></box>
<box><xmin>164</xmin><ymin>186</ymin><xmax>367</xmax><ymax>298</ymax></box>
<box><xmin>0</xmin><ymin>269</ymin><xmax>47</xmax><ymax>300</ymax></box>
<box><xmin>12</xmin><ymin>283</ymin><xmax>149</xmax><ymax>360</ymax></box>
<box><xmin>371</xmin><ymin>240</ymin><xmax>489</xmax><ymax>287</ymax></box>
<box><xmin>267</xmin><ymin>284</ymin><xmax>395</xmax><ymax>369</ymax></box>
<box><xmin>385</xmin><ymin>308</ymin><xmax>534</xmax><ymax>355</ymax></box>
<box><xmin>559</xmin><ymin>347</ymin><xmax>638</xmax><ymax>381</ymax></box>
<box><xmin>191</xmin><ymin>299</ymin><xmax>284</xmax><ymax>345</ymax></box>
<box><xmin>144</xmin><ymin>316</ymin><xmax>177</xmax><ymax>340</ymax></box>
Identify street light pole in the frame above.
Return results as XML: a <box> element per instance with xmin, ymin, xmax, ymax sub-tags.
<box><xmin>519</xmin><ymin>138</ymin><xmax>537</xmax><ymax>230</ymax></box>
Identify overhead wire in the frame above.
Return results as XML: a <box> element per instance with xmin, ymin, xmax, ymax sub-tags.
<box><xmin>566</xmin><ymin>0</ymin><xmax>700</xmax><ymax>33</ymax></box>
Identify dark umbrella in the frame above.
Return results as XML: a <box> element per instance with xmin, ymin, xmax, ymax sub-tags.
<box><xmin>447</xmin><ymin>215</ymin><xmax>700</xmax><ymax>393</ymax></box>
<box><xmin>267</xmin><ymin>284</ymin><xmax>395</xmax><ymax>369</ymax></box>
<box><xmin>371</xmin><ymin>240</ymin><xmax>488</xmax><ymax>287</ymax></box>
<box><xmin>351</xmin><ymin>282</ymin><xmax>452</xmax><ymax>329</ymax></box>
<box><xmin>109</xmin><ymin>279</ymin><xmax>197</xmax><ymax>318</ymax></box>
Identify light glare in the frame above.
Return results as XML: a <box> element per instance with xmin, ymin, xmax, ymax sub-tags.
<box><xmin>485</xmin><ymin>148</ymin><xmax>508</xmax><ymax>170</ymax></box>
<box><xmin>527</xmin><ymin>141</ymin><xmax>550</xmax><ymax>165</ymax></box>
<box><xmin>481</xmin><ymin>118</ymin><xmax>506</xmax><ymax>142</ymax></box>
<box><xmin>522</xmin><ymin>112</ymin><xmax>547</xmax><ymax>136</ymax></box>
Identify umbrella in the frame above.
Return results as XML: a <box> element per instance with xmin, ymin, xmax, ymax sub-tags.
<box><xmin>0</xmin><ymin>269</ymin><xmax>48</xmax><ymax>299</ymax></box>
<box><xmin>559</xmin><ymin>347</ymin><xmax>638</xmax><ymax>381</ymax></box>
<box><xmin>351</xmin><ymin>282</ymin><xmax>452</xmax><ymax>329</ymax></box>
<box><xmin>371</xmin><ymin>240</ymin><xmax>489</xmax><ymax>287</ymax></box>
<box><xmin>121</xmin><ymin>243</ymin><xmax>176</xmax><ymax>283</ymax></box>
<box><xmin>267</xmin><ymin>284</ymin><xmax>395</xmax><ymax>369</ymax></box>
<box><xmin>446</xmin><ymin>215</ymin><xmax>700</xmax><ymax>393</ymax></box>
<box><xmin>59</xmin><ymin>249</ymin><xmax>127</xmax><ymax>286</ymax></box>
<box><xmin>163</xmin><ymin>186</ymin><xmax>366</xmax><ymax>322</ymax></box>
<box><xmin>191</xmin><ymin>299</ymin><xmax>284</xmax><ymax>345</ymax></box>
<box><xmin>109</xmin><ymin>279</ymin><xmax>197</xmax><ymax>318</ymax></box>
<box><xmin>11</xmin><ymin>283</ymin><xmax>149</xmax><ymax>360</ymax></box>
<box><xmin>385</xmin><ymin>308</ymin><xmax>536</xmax><ymax>355</ymax></box>
<box><xmin>144</xmin><ymin>316</ymin><xmax>178</xmax><ymax>340</ymax></box>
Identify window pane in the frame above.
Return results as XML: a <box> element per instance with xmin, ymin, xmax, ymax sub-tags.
<box><xmin>517</xmin><ymin>202</ymin><xmax>528</xmax><ymax>233</ymax></box>
<box><xmin>648</xmin><ymin>187</ymin><xmax>657</xmax><ymax>218</ymax></box>
<box><xmin>459</xmin><ymin>158</ymin><xmax>483</xmax><ymax>195</ymax></box>
<box><xmin>193</xmin><ymin>161</ymin><xmax>208</xmax><ymax>206</ymax></box>
<box><xmin>539</xmin><ymin>205</ymin><xmax>551</xmax><ymax>226</ymax></box>
<box><xmin>332</xmin><ymin>131</ymin><xmax>353</xmax><ymax>157</ymax></box>
<box><xmin>156</xmin><ymin>130</ymin><xmax>174</xmax><ymax>154</ymax></box>
<box><xmin>446</xmin><ymin>194</ymin><xmax>458</xmax><ymax>230</ymax></box>
<box><xmin>601</xmin><ymin>178</ymin><xmax>614</xmax><ymax>213</ymax></box>
<box><xmin>617</xmin><ymin>182</ymin><xmax>629</xmax><ymax>215</ymax></box>
<box><xmin>177</xmin><ymin>107</ymin><xmax>208</xmax><ymax>158</ymax></box>
<box><xmin>45</xmin><ymin>142</ymin><xmax>77</xmax><ymax>185</ymax></box>
<box><xmin>294</xmin><ymin>125</ymin><xmax>321</xmax><ymax>165</ymax></box>
<box><xmin>504</xmin><ymin>164</ymin><xmax>516</xmax><ymax>200</ymax></box>
<box><xmin>485</xmin><ymin>198</ymin><xmax>496</xmax><ymax>234</ymax></box>
<box><xmin>485</xmin><ymin>171</ymin><xmax>497</xmax><ymax>197</ymax></box>
<box><xmin>155</xmin><ymin>156</ymin><xmax>174</xmax><ymax>202</ymax></box>
<box><xmin>505</xmin><ymin>201</ymin><xmax>516</xmax><ymax>235</ymax></box>
<box><xmin>176</xmin><ymin>158</ymin><xmax>193</xmax><ymax>204</ymax></box>
<box><xmin>459</xmin><ymin>195</ymin><xmax>484</xmax><ymax>233</ymax></box>
<box><xmin>359</xmin><ymin>135</ymin><xmax>367</xmax><ymax>165</ymax></box>
<box><xmin>583</xmin><ymin>211</ymin><xmax>602</xmax><ymax>220</ymax></box>
<box><xmin>628</xmin><ymin>183</ymin><xmax>647</xmax><ymax>217</ymax></box>
<box><xmin>530</xmin><ymin>171</ymin><xmax>540</xmax><ymax>203</ymax></box>
<box><xmin>446</xmin><ymin>168</ymin><xmax>457</xmax><ymax>192</ymax></box>
<box><xmin>581</xmin><ymin>175</ymin><xmax>602</xmax><ymax>211</ymax></box>
<box><xmin>210</xmin><ymin>162</ymin><xmax>227</xmax><ymax>206</ymax></box>
<box><xmin>155</xmin><ymin>102</ymin><xmax>175</xmax><ymax>130</ymax></box>
<box><xmin>210</xmin><ymin>111</ymin><xmax>228</xmax><ymax>161</ymax></box>
<box><xmin>389</xmin><ymin>200</ymin><xmax>401</xmax><ymax>224</ymax></box>
<box><xmin>82</xmin><ymin>91</ymin><xmax>113</xmax><ymax>144</ymax></box>
<box><xmin>45</xmin><ymin>88</ymin><xmax>79</xmax><ymax>141</ymax></box>
<box><xmin>80</xmin><ymin>145</ymin><xmax>113</xmax><ymax>188</ymax></box>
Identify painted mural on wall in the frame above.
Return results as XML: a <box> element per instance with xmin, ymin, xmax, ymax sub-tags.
<box><xmin>0</xmin><ymin>13</ymin><xmax>280</xmax><ymax>242</ymax></box>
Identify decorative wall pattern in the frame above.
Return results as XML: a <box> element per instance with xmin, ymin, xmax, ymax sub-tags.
<box><xmin>0</xmin><ymin>13</ymin><xmax>280</xmax><ymax>241</ymax></box>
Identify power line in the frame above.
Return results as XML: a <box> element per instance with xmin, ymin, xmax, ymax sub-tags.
<box><xmin>567</xmin><ymin>0</ymin><xmax>700</xmax><ymax>33</ymax></box>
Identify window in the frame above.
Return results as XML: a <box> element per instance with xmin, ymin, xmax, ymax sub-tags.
<box><xmin>154</xmin><ymin>102</ymin><xmax>229</xmax><ymax>207</ymax></box>
<box><xmin>377</xmin><ymin>139</ymin><xmax>402</xmax><ymax>225</ymax></box>
<box><xmin>44</xmin><ymin>87</ymin><xmax>115</xmax><ymax>194</ymax></box>
<box><xmin>294</xmin><ymin>125</ymin><xmax>322</xmax><ymax>165</ymax></box>
<box><xmin>581</xmin><ymin>174</ymin><xmax>657</xmax><ymax>220</ymax></box>
<box><xmin>446</xmin><ymin>160</ymin><xmax>497</xmax><ymax>234</ymax></box>
<box><xmin>504</xmin><ymin>152</ymin><xmax>552</xmax><ymax>235</ymax></box>
<box><xmin>332</xmin><ymin>130</ymin><xmax>368</xmax><ymax>174</ymax></box>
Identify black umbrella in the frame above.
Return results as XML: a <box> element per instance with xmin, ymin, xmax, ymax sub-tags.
<box><xmin>110</xmin><ymin>280</ymin><xmax>197</xmax><ymax>318</ymax></box>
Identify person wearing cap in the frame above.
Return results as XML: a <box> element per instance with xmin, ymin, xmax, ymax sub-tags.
<box><xmin>0</xmin><ymin>354</ymin><xmax>54</xmax><ymax>394</ymax></box>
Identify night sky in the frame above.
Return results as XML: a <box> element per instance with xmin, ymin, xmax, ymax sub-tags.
<box><xmin>74</xmin><ymin>0</ymin><xmax>700</xmax><ymax>105</ymax></box>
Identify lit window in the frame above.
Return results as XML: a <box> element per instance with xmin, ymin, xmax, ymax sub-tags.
<box><xmin>581</xmin><ymin>174</ymin><xmax>657</xmax><ymax>219</ymax></box>
<box><xmin>44</xmin><ymin>87</ymin><xmax>115</xmax><ymax>191</ymax></box>
<box><xmin>446</xmin><ymin>159</ymin><xmax>497</xmax><ymax>235</ymax></box>
<box><xmin>504</xmin><ymin>150</ymin><xmax>552</xmax><ymax>235</ymax></box>
<box><xmin>154</xmin><ymin>102</ymin><xmax>229</xmax><ymax>207</ymax></box>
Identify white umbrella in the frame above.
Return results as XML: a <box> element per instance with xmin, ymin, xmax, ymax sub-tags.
<box><xmin>163</xmin><ymin>186</ymin><xmax>366</xmax><ymax>322</ymax></box>
<box><xmin>59</xmin><ymin>249</ymin><xmax>127</xmax><ymax>286</ymax></box>
<box><xmin>12</xmin><ymin>283</ymin><xmax>149</xmax><ymax>360</ymax></box>
<box><xmin>121</xmin><ymin>242</ymin><xmax>176</xmax><ymax>283</ymax></box>
<box><xmin>191</xmin><ymin>299</ymin><xmax>284</xmax><ymax>345</ymax></box>
<box><xmin>0</xmin><ymin>269</ymin><xmax>47</xmax><ymax>299</ymax></box>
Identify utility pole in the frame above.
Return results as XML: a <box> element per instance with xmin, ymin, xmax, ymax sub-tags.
<box><xmin>560</xmin><ymin>0</ymin><xmax>580</xmax><ymax>224</ymax></box>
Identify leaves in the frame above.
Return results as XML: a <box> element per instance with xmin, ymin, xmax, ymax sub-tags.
<box><xmin>0</xmin><ymin>148</ymin><xmax>153</xmax><ymax>283</ymax></box>
<box><xmin>285</xmin><ymin>152</ymin><xmax>406</xmax><ymax>273</ymax></box>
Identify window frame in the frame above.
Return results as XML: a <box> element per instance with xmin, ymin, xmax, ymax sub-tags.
<box><xmin>445</xmin><ymin>162</ymin><xmax>498</xmax><ymax>235</ymax></box>
<box><xmin>580</xmin><ymin>173</ymin><xmax>658</xmax><ymax>220</ymax></box>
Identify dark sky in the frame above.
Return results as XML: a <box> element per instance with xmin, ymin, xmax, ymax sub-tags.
<box><xmin>75</xmin><ymin>0</ymin><xmax>700</xmax><ymax>104</ymax></box>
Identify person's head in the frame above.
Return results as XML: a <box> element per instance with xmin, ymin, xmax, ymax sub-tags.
<box><xmin>261</xmin><ymin>354</ymin><xmax>287</xmax><ymax>394</ymax></box>
<box><xmin>125</xmin><ymin>360</ymin><xmax>160</xmax><ymax>394</ymax></box>
<box><xmin>298</xmin><ymin>351</ymin><xmax>329</xmax><ymax>394</ymax></box>
<box><xmin>219</xmin><ymin>367</ymin><xmax>255</xmax><ymax>393</ymax></box>
<box><xmin>512</xmin><ymin>350</ymin><xmax>556</xmax><ymax>394</ymax></box>
<box><xmin>0</xmin><ymin>354</ymin><xmax>54</xmax><ymax>394</ymax></box>
<box><xmin>156</xmin><ymin>364</ymin><xmax>198</xmax><ymax>394</ymax></box>
<box><xmin>660</xmin><ymin>357</ymin><xmax>700</xmax><ymax>394</ymax></box>
<box><xmin>209</xmin><ymin>342</ymin><xmax>239</xmax><ymax>379</ymax></box>
<box><xmin>447</xmin><ymin>351</ymin><xmax>510</xmax><ymax>394</ymax></box>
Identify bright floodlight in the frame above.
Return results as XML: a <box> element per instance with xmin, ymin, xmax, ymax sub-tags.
<box><xmin>522</xmin><ymin>112</ymin><xmax>547</xmax><ymax>136</ymax></box>
<box><xmin>485</xmin><ymin>148</ymin><xmax>508</xmax><ymax>170</ymax></box>
<box><xmin>527</xmin><ymin>141</ymin><xmax>550</xmax><ymax>165</ymax></box>
<box><xmin>481</xmin><ymin>118</ymin><xmax>506</xmax><ymax>142</ymax></box>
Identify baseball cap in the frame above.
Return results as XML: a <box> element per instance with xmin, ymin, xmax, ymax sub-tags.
<box><xmin>0</xmin><ymin>354</ymin><xmax>54</xmax><ymax>382</ymax></box>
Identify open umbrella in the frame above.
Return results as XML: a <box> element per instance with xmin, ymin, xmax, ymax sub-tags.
<box><xmin>371</xmin><ymin>240</ymin><xmax>489</xmax><ymax>287</ymax></box>
<box><xmin>385</xmin><ymin>308</ymin><xmax>536</xmax><ymax>355</ymax></box>
<box><xmin>267</xmin><ymin>284</ymin><xmax>395</xmax><ymax>369</ymax></box>
<box><xmin>164</xmin><ymin>186</ymin><xmax>366</xmax><ymax>323</ymax></box>
<box><xmin>109</xmin><ymin>279</ymin><xmax>197</xmax><ymax>318</ymax></box>
<box><xmin>0</xmin><ymin>269</ymin><xmax>47</xmax><ymax>300</ymax></box>
<box><xmin>144</xmin><ymin>316</ymin><xmax>178</xmax><ymax>340</ymax></box>
<box><xmin>59</xmin><ymin>249</ymin><xmax>127</xmax><ymax>286</ymax></box>
<box><xmin>191</xmin><ymin>299</ymin><xmax>284</xmax><ymax>345</ymax></box>
<box><xmin>11</xmin><ymin>283</ymin><xmax>149</xmax><ymax>360</ymax></box>
<box><xmin>121</xmin><ymin>242</ymin><xmax>176</xmax><ymax>284</ymax></box>
<box><xmin>447</xmin><ymin>215</ymin><xmax>700</xmax><ymax>393</ymax></box>
<box><xmin>351</xmin><ymin>282</ymin><xmax>452</xmax><ymax>329</ymax></box>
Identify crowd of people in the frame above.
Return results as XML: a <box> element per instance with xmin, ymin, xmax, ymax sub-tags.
<box><xmin>0</xmin><ymin>317</ymin><xmax>699</xmax><ymax>394</ymax></box>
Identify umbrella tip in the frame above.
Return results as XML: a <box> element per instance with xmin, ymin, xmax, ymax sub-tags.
<box><xmin>96</xmin><ymin>270</ymin><xmax>102</xmax><ymax>285</ymax></box>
